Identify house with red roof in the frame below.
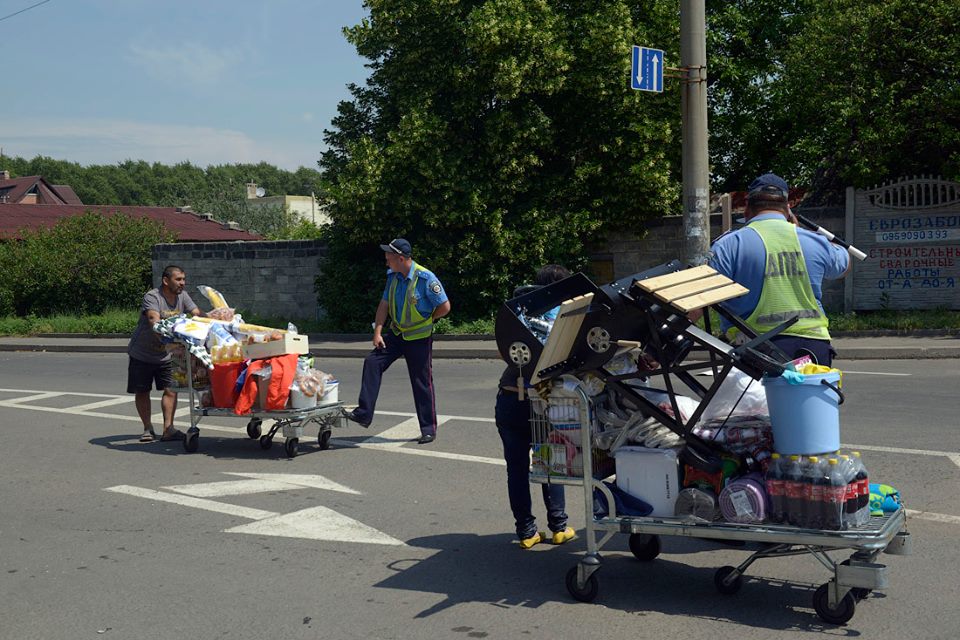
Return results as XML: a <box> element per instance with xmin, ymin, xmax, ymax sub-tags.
<box><xmin>0</xmin><ymin>171</ymin><xmax>260</xmax><ymax>242</ymax></box>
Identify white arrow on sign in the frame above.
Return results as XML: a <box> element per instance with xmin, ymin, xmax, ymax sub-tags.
<box><xmin>105</xmin><ymin>473</ymin><xmax>404</xmax><ymax>546</ymax></box>
<box><xmin>651</xmin><ymin>52</ymin><xmax>660</xmax><ymax>91</ymax></box>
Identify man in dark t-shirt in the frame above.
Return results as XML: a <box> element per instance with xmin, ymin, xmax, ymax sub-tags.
<box><xmin>127</xmin><ymin>265</ymin><xmax>202</xmax><ymax>442</ymax></box>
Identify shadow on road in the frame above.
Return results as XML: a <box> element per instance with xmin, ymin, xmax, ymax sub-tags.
<box><xmin>377</xmin><ymin>532</ymin><xmax>869</xmax><ymax>634</ymax></box>
<box><xmin>87</xmin><ymin>432</ymin><xmax>334</xmax><ymax>461</ymax></box>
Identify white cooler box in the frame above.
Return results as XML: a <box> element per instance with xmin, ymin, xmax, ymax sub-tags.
<box><xmin>613</xmin><ymin>446</ymin><xmax>679</xmax><ymax>517</ymax></box>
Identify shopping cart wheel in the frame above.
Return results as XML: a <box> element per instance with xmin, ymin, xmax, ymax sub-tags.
<box><xmin>813</xmin><ymin>583</ymin><xmax>856</xmax><ymax>625</ymax></box>
<box><xmin>284</xmin><ymin>438</ymin><xmax>299</xmax><ymax>458</ymax></box>
<box><xmin>183</xmin><ymin>429</ymin><xmax>199</xmax><ymax>453</ymax></box>
<box><xmin>628</xmin><ymin>534</ymin><xmax>661</xmax><ymax>561</ymax></box>
<box><xmin>318</xmin><ymin>429</ymin><xmax>332</xmax><ymax>450</ymax></box>
<box><xmin>259</xmin><ymin>435</ymin><xmax>273</xmax><ymax>450</ymax></box>
<box><xmin>713</xmin><ymin>566</ymin><xmax>743</xmax><ymax>595</ymax></box>
<box><xmin>565</xmin><ymin>566</ymin><xmax>599</xmax><ymax>603</ymax></box>
<box><xmin>246</xmin><ymin>419</ymin><xmax>262</xmax><ymax>439</ymax></box>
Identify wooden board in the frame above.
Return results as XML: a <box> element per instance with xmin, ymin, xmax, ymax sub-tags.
<box><xmin>634</xmin><ymin>265</ymin><xmax>716</xmax><ymax>293</ymax></box>
<box><xmin>531</xmin><ymin>293</ymin><xmax>593</xmax><ymax>384</ymax></box>
<box><xmin>654</xmin><ymin>274</ymin><xmax>731</xmax><ymax>303</ymax></box>
<box><xmin>671</xmin><ymin>283</ymin><xmax>749</xmax><ymax>313</ymax></box>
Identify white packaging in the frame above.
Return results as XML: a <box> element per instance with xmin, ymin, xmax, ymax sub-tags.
<box><xmin>319</xmin><ymin>380</ymin><xmax>339</xmax><ymax>404</ymax></box>
<box><xmin>614</xmin><ymin>446</ymin><xmax>679</xmax><ymax>516</ymax></box>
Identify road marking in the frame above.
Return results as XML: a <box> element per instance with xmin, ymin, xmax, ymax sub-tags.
<box><xmin>844</xmin><ymin>443</ymin><xmax>960</xmax><ymax>469</ymax></box>
<box><xmin>225</xmin><ymin>506</ymin><xmax>404</xmax><ymax>545</ymax></box>
<box><xmin>105</xmin><ymin>485</ymin><xmax>277</xmax><ymax>520</ymax></box>
<box><xmin>841</xmin><ymin>370</ymin><xmax>912</xmax><ymax>377</ymax></box>
<box><xmin>3</xmin><ymin>391</ymin><xmax>63</xmax><ymax>404</ymax></box>
<box><xmin>907</xmin><ymin>509</ymin><xmax>960</xmax><ymax>525</ymax></box>
<box><xmin>106</xmin><ymin>474</ymin><xmax>403</xmax><ymax>545</ymax></box>
<box><xmin>67</xmin><ymin>396</ymin><xmax>135</xmax><ymax>411</ymax></box>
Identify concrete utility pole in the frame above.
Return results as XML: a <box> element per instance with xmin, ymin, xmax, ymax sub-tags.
<box><xmin>680</xmin><ymin>0</ymin><xmax>710</xmax><ymax>266</ymax></box>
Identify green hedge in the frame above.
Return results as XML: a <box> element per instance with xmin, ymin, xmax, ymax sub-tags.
<box><xmin>0</xmin><ymin>212</ymin><xmax>174</xmax><ymax>317</ymax></box>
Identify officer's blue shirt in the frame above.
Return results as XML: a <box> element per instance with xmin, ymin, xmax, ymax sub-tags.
<box><xmin>708</xmin><ymin>213</ymin><xmax>849</xmax><ymax>332</ymax></box>
<box><xmin>382</xmin><ymin>261</ymin><xmax>449</xmax><ymax>320</ymax></box>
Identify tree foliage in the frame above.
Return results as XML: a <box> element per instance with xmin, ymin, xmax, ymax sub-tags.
<box><xmin>0</xmin><ymin>213</ymin><xmax>176</xmax><ymax>316</ymax></box>
<box><xmin>320</xmin><ymin>0</ymin><xmax>682</xmax><ymax>327</ymax></box>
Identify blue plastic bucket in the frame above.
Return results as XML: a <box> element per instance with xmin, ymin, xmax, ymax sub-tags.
<box><xmin>762</xmin><ymin>371</ymin><xmax>843</xmax><ymax>455</ymax></box>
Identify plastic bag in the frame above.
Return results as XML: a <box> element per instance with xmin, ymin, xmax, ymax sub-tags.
<box><xmin>697</xmin><ymin>368</ymin><xmax>768</xmax><ymax>424</ymax></box>
<box><xmin>198</xmin><ymin>285</ymin><xmax>235</xmax><ymax>321</ymax></box>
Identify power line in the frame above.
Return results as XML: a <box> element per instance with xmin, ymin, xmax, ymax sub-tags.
<box><xmin>0</xmin><ymin>0</ymin><xmax>51</xmax><ymax>24</ymax></box>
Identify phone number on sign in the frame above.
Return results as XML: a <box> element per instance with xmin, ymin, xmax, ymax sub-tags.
<box><xmin>876</xmin><ymin>229</ymin><xmax>959</xmax><ymax>243</ymax></box>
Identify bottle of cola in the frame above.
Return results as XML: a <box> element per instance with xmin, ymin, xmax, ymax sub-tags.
<box><xmin>802</xmin><ymin>456</ymin><xmax>825</xmax><ymax>529</ymax></box>
<box><xmin>823</xmin><ymin>458</ymin><xmax>846</xmax><ymax>530</ymax></box>
<box><xmin>764</xmin><ymin>453</ymin><xmax>786</xmax><ymax>524</ymax></box>
<box><xmin>783</xmin><ymin>455</ymin><xmax>805</xmax><ymax>527</ymax></box>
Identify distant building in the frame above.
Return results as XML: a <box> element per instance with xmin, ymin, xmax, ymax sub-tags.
<box><xmin>245</xmin><ymin>182</ymin><xmax>330</xmax><ymax>226</ymax></box>
<box><xmin>0</xmin><ymin>171</ymin><xmax>83</xmax><ymax>205</ymax></box>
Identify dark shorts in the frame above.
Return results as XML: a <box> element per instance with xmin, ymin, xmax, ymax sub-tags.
<box><xmin>127</xmin><ymin>357</ymin><xmax>174</xmax><ymax>393</ymax></box>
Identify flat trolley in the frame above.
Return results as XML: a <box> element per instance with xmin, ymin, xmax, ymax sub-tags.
<box><xmin>169</xmin><ymin>342</ymin><xmax>347</xmax><ymax>458</ymax></box>
<box><xmin>530</xmin><ymin>386</ymin><xmax>912</xmax><ymax>626</ymax></box>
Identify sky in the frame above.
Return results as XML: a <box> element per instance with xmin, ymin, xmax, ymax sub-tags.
<box><xmin>0</xmin><ymin>0</ymin><xmax>370</xmax><ymax>170</ymax></box>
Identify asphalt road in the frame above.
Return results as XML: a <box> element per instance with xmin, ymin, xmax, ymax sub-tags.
<box><xmin>0</xmin><ymin>352</ymin><xmax>957</xmax><ymax>640</ymax></box>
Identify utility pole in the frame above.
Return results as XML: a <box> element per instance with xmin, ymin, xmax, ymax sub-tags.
<box><xmin>680</xmin><ymin>0</ymin><xmax>710</xmax><ymax>265</ymax></box>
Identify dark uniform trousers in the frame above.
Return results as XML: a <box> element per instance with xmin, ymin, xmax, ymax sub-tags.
<box><xmin>355</xmin><ymin>330</ymin><xmax>437</xmax><ymax>437</ymax></box>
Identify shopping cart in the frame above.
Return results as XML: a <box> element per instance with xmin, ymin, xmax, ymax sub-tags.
<box><xmin>167</xmin><ymin>341</ymin><xmax>346</xmax><ymax>458</ymax></box>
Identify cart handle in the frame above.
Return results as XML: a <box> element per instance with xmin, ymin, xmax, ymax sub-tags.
<box><xmin>821</xmin><ymin>379</ymin><xmax>844</xmax><ymax>405</ymax></box>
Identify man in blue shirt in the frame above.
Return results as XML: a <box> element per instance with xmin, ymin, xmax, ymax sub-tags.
<box><xmin>709</xmin><ymin>173</ymin><xmax>850</xmax><ymax>364</ymax></box>
<box><xmin>346</xmin><ymin>238</ymin><xmax>451</xmax><ymax>443</ymax></box>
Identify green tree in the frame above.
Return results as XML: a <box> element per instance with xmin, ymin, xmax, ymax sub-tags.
<box><xmin>779</xmin><ymin>0</ymin><xmax>960</xmax><ymax>202</ymax></box>
<box><xmin>320</xmin><ymin>0</ymin><xmax>681</xmax><ymax>328</ymax></box>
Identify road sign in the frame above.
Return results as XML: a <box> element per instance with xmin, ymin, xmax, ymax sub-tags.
<box><xmin>631</xmin><ymin>45</ymin><xmax>664</xmax><ymax>93</ymax></box>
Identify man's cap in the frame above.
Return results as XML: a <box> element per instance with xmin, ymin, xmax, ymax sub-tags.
<box><xmin>380</xmin><ymin>238</ymin><xmax>412</xmax><ymax>256</ymax></box>
<box><xmin>747</xmin><ymin>173</ymin><xmax>789</xmax><ymax>201</ymax></box>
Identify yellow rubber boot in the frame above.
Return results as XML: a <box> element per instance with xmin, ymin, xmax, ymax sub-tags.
<box><xmin>519</xmin><ymin>532</ymin><xmax>543</xmax><ymax>550</ymax></box>
<box><xmin>551</xmin><ymin>527</ymin><xmax>577</xmax><ymax>545</ymax></box>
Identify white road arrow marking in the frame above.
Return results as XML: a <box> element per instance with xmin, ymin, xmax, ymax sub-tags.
<box><xmin>106</xmin><ymin>473</ymin><xmax>401</xmax><ymax>545</ymax></box>
<box><xmin>226</xmin><ymin>506</ymin><xmax>404</xmax><ymax>545</ymax></box>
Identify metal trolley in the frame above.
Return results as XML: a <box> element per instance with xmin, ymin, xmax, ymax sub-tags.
<box><xmin>530</xmin><ymin>385</ymin><xmax>912</xmax><ymax>626</ymax></box>
<box><xmin>168</xmin><ymin>342</ymin><xmax>346</xmax><ymax>458</ymax></box>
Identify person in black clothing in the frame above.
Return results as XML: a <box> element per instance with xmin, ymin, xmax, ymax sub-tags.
<box><xmin>496</xmin><ymin>264</ymin><xmax>575</xmax><ymax>549</ymax></box>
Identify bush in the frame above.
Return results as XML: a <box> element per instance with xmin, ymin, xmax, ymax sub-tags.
<box><xmin>0</xmin><ymin>212</ymin><xmax>175</xmax><ymax>316</ymax></box>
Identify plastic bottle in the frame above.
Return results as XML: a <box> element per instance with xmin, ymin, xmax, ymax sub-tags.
<box><xmin>851</xmin><ymin>451</ymin><xmax>870</xmax><ymax>525</ymax></box>
<box><xmin>802</xmin><ymin>456</ymin><xmax>825</xmax><ymax>529</ymax></box>
<box><xmin>823</xmin><ymin>458</ymin><xmax>846</xmax><ymax>530</ymax></box>
<box><xmin>764</xmin><ymin>453</ymin><xmax>786</xmax><ymax>523</ymax></box>
<box><xmin>783</xmin><ymin>455</ymin><xmax>805</xmax><ymax>527</ymax></box>
<box><xmin>839</xmin><ymin>455</ymin><xmax>859</xmax><ymax>529</ymax></box>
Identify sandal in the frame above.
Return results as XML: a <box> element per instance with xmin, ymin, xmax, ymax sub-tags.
<box><xmin>139</xmin><ymin>431</ymin><xmax>156</xmax><ymax>443</ymax></box>
<box><xmin>160</xmin><ymin>428</ymin><xmax>185</xmax><ymax>442</ymax></box>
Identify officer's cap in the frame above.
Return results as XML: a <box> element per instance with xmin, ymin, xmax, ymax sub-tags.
<box><xmin>380</xmin><ymin>238</ymin><xmax>412</xmax><ymax>257</ymax></box>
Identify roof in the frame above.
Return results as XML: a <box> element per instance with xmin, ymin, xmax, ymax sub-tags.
<box><xmin>0</xmin><ymin>204</ymin><xmax>261</xmax><ymax>242</ymax></box>
<box><xmin>0</xmin><ymin>175</ymin><xmax>81</xmax><ymax>205</ymax></box>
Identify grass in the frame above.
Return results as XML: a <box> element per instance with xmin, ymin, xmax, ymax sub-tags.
<box><xmin>0</xmin><ymin>308</ymin><xmax>955</xmax><ymax>337</ymax></box>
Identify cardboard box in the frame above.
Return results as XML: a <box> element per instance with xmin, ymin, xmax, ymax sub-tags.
<box><xmin>243</xmin><ymin>333</ymin><xmax>309</xmax><ymax>360</ymax></box>
<box><xmin>614</xmin><ymin>446</ymin><xmax>679</xmax><ymax>516</ymax></box>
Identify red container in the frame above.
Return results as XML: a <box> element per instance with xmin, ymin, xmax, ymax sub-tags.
<box><xmin>210</xmin><ymin>362</ymin><xmax>242</xmax><ymax>408</ymax></box>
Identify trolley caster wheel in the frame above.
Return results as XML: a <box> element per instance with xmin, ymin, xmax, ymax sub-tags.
<box><xmin>246</xmin><ymin>419</ymin><xmax>262</xmax><ymax>439</ymax></box>
<box><xmin>284</xmin><ymin>438</ymin><xmax>299</xmax><ymax>458</ymax></box>
<box><xmin>628</xmin><ymin>534</ymin><xmax>661</xmax><ymax>561</ymax></box>
<box><xmin>813</xmin><ymin>583</ymin><xmax>857</xmax><ymax>625</ymax></box>
<box><xmin>565</xmin><ymin>566</ymin><xmax>599</xmax><ymax>603</ymax></box>
<box><xmin>183</xmin><ymin>429</ymin><xmax>199</xmax><ymax>453</ymax></box>
<box><xmin>714</xmin><ymin>566</ymin><xmax>743</xmax><ymax>595</ymax></box>
<box><xmin>259</xmin><ymin>435</ymin><xmax>273</xmax><ymax>450</ymax></box>
<box><xmin>318</xmin><ymin>430</ymin><xmax>332</xmax><ymax>450</ymax></box>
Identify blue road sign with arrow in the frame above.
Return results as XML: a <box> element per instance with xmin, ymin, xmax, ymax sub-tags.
<box><xmin>631</xmin><ymin>45</ymin><xmax>664</xmax><ymax>93</ymax></box>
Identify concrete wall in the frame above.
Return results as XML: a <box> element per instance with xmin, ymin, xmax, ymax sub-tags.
<box><xmin>151</xmin><ymin>240</ymin><xmax>326</xmax><ymax>321</ymax></box>
<box><xmin>589</xmin><ymin>206</ymin><xmax>848</xmax><ymax>312</ymax></box>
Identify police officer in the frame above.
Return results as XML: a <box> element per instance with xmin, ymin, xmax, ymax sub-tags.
<box><xmin>709</xmin><ymin>173</ymin><xmax>850</xmax><ymax>364</ymax></box>
<box><xmin>347</xmin><ymin>238</ymin><xmax>451</xmax><ymax>443</ymax></box>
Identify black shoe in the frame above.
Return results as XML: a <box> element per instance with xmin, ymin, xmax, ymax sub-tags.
<box><xmin>346</xmin><ymin>409</ymin><xmax>371</xmax><ymax>428</ymax></box>
<box><xmin>417</xmin><ymin>433</ymin><xmax>436</xmax><ymax>445</ymax></box>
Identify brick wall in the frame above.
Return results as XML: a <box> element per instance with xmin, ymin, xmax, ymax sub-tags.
<box><xmin>152</xmin><ymin>240</ymin><xmax>326</xmax><ymax>321</ymax></box>
<box><xmin>590</xmin><ymin>206</ymin><xmax>848</xmax><ymax>312</ymax></box>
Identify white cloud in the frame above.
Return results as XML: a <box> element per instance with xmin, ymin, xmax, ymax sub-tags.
<box><xmin>0</xmin><ymin>117</ymin><xmax>319</xmax><ymax>169</ymax></box>
<box><xmin>128</xmin><ymin>42</ymin><xmax>243</xmax><ymax>86</ymax></box>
